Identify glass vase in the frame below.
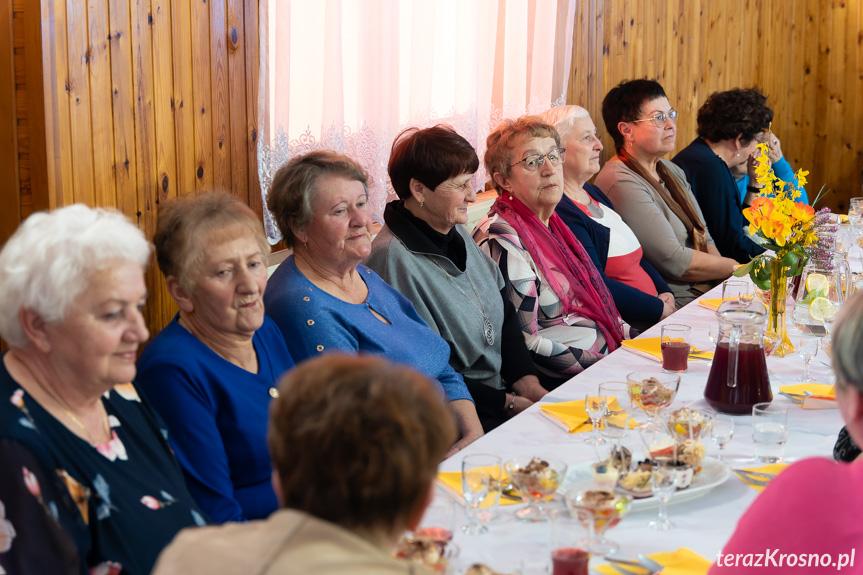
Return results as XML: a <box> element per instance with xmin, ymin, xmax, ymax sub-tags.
<box><xmin>765</xmin><ymin>258</ymin><xmax>794</xmax><ymax>357</ymax></box>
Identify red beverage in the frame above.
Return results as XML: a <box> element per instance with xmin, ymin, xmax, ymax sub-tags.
<box><xmin>414</xmin><ymin>527</ymin><xmax>452</xmax><ymax>554</ymax></box>
<box><xmin>704</xmin><ymin>342</ymin><xmax>772</xmax><ymax>414</ymax></box>
<box><xmin>661</xmin><ymin>341</ymin><xmax>690</xmax><ymax>372</ymax></box>
<box><xmin>552</xmin><ymin>548</ymin><xmax>590</xmax><ymax>575</ymax></box>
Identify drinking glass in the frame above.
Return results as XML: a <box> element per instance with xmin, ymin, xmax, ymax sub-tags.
<box><xmin>415</xmin><ymin>494</ymin><xmax>456</xmax><ymax>555</ymax></box>
<box><xmin>722</xmin><ymin>279</ymin><xmax>752</xmax><ymax>307</ymax></box>
<box><xmin>706</xmin><ymin>323</ymin><xmax>719</xmax><ymax>366</ymax></box>
<box><xmin>648</xmin><ymin>461</ymin><xmax>677</xmax><ymax>531</ymax></box>
<box><xmin>566</xmin><ymin>482</ymin><xmax>631</xmax><ymax>556</ymax></box>
<box><xmin>626</xmin><ymin>371</ymin><xmax>679</xmax><ymax>423</ymax></box>
<box><xmin>504</xmin><ymin>457</ymin><xmax>567</xmax><ymax>523</ymax></box>
<box><xmin>584</xmin><ymin>390</ymin><xmax>608</xmax><ymax>446</ymax></box>
<box><xmin>461</xmin><ymin>453</ymin><xmax>500</xmax><ymax>535</ymax></box>
<box><xmin>660</xmin><ymin>324</ymin><xmax>690</xmax><ymax>373</ymax></box>
<box><xmin>711</xmin><ymin>415</ymin><xmax>735</xmax><ymax>462</ymax></box>
<box><xmin>598</xmin><ymin>382</ymin><xmax>631</xmax><ymax>453</ymax></box>
<box><xmin>752</xmin><ymin>403</ymin><xmax>788</xmax><ymax>463</ymax></box>
<box><xmin>797</xmin><ymin>337</ymin><xmax>819</xmax><ymax>382</ymax></box>
<box><xmin>548</xmin><ymin>508</ymin><xmax>590</xmax><ymax>575</ymax></box>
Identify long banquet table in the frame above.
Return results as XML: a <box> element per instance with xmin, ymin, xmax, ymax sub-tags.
<box><xmin>436</xmin><ymin>282</ymin><xmax>843</xmax><ymax>573</ymax></box>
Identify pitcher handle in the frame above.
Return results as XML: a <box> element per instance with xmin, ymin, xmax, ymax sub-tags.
<box><xmin>726</xmin><ymin>325</ymin><xmax>741</xmax><ymax>388</ymax></box>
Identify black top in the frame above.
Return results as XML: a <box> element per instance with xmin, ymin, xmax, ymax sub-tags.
<box><xmin>0</xmin><ymin>356</ymin><xmax>205</xmax><ymax>575</ymax></box>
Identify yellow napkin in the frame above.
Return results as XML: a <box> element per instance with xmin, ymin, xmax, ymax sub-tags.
<box><xmin>736</xmin><ymin>463</ymin><xmax>789</xmax><ymax>492</ymax></box>
<box><xmin>437</xmin><ymin>468</ymin><xmax>521</xmax><ymax>507</ymax></box>
<box><xmin>596</xmin><ymin>548</ymin><xmax>712</xmax><ymax>575</ymax></box>
<box><xmin>539</xmin><ymin>397</ymin><xmax>636</xmax><ymax>434</ymax></box>
<box><xmin>698</xmin><ymin>297</ymin><xmax>733</xmax><ymax>311</ymax></box>
<box><xmin>840</xmin><ymin>214</ymin><xmax>850</xmax><ymax>223</ymax></box>
<box><xmin>780</xmin><ymin>383</ymin><xmax>836</xmax><ymax>409</ymax></box>
<box><xmin>621</xmin><ymin>337</ymin><xmax>713</xmax><ymax>362</ymax></box>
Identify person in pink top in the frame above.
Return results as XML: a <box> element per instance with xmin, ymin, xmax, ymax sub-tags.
<box><xmin>710</xmin><ymin>292</ymin><xmax>863</xmax><ymax>573</ymax></box>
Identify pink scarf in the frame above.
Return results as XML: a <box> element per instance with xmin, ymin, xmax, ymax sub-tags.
<box><xmin>490</xmin><ymin>194</ymin><xmax>625</xmax><ymax>350</ymax></box>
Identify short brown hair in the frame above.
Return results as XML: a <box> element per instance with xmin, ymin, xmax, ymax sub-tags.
<box><xmin>388</xmin><ymin>125</ymin><xmax>479</xmax><ymax>200</ymax></box>
<box><xmin>267</xmin><ymin>151</ymin><xmax>369</xmax><ymax>248</ymax></box>
<box><xmin>268</xmin><ymin>354</ymin><xmax>456</xmax><ymax>533</ymax></box>
<box><xmin>154</xmin><ymin>191</ymin><xmax>270</xmax><ymax>294</ymax></box>
<box><xmin>484</xmin><ymin>116</ymin><xmax>560</xmax><ymax>193</ymax></box>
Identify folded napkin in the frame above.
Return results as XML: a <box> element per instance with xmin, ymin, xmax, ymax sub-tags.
<box><xmin>736</xmin><ymin>463</ymin><xmax>789</xmax><ymax>492</ymax></box>
<box><xmin>779</xmin><ymin>383</ymin><xmax>836</xmax><ymax>410</ymax></box>
<box><xmin>437</xmin><ymin>468</ymin><xmax>521</xmax><ymax>507</ymax></box>
<box><xmin>596</xmin><ymin>547</ymin><xmax>712</xmax><ymax>575</ymax></box>
<box><xmin>621</xmin><ymin>337</ymin><xmax>714</xmax><ymax>362</ymax></box>
<box><xmin>698</xmin><ymin>297</ymin><xmax>733</xmax><ymax>311</ymax></box>
<box><xmin>539</xmin><ymin>397</ymin><xmax>636</xmax><ymax>434</ymax></box>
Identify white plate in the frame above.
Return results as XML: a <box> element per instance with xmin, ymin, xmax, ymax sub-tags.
<box><xmin>559</xmin><ymin>457</ymin><xmax>732</xmax><ymax>510</ymax></box>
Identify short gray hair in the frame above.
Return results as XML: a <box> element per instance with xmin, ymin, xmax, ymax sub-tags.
<box><xmin>832</xmin><ymin>290</ymin><xmax>863</xmax><ymax>393</ymax></box>
<box><xmin>539</xmin><ymin>105</ymin><xmax>590</xmax><ymax>140</ymax></box>
<box><xmin>0</xmin><ymin>205</ymin><xmax>151</xmax><ymax>348</ymax></box>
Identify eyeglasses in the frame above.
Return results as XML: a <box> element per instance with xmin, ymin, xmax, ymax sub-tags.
<box><xmin>510</xmin><ymin>148</ymin><xmax>566</xmax><ymax>171</ymax></box>
<box><xmin>631</xmin><ymin>110</ymin><xmax>679</xmax><ymax>128</ymax></box>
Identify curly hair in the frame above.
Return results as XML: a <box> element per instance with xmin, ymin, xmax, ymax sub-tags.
<box><xmin>388</xmin><ymin>125</ymin><xmax>479</xmax><ymax>200</ymax></box>
<box><xmin>267</xmin><ymin>151</ymin><xmax>369</xmax><ymax>248</ymax></box>
<box><xmin>696</xmin><ymin>88</ymin><xmax>773</xmax><ymax>144</ymax></box>
<box><xmin>268</xmin><ymin>353</ymin><xmax>456</xmax><ymax>534</ymax></box>
<box><xmin>601</xmin><ymin>79</ymin><xmax>668</xmax><ymax>151</ymax></box>
<box><xmin>484</xmin><ymin>116</ymin><xmax>560</xmax><ymax>193</ymax></box>
<box><xmin>538</xmin><ymin>105</ymin><xmax>590</xmax><ymax>141</ymax></box>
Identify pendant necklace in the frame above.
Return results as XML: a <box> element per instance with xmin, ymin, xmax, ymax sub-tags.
<box><xmin>431</xmin><ymin>259</ymin><xmax>495</xmax><ymax>346</ymax></box>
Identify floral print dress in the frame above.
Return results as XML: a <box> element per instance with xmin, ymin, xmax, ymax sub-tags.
<box><xmin>0</xmin><ymin>358</ymin><xmax>205</xmax><ymax>575</ymax></box>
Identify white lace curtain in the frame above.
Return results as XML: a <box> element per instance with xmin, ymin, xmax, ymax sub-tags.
<box><xmin>257</xmin><ymin>0</ymin><xmax>577</xmax><ymax>243</ymax></box>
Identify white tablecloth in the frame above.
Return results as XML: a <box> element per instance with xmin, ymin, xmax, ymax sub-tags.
<box><xmin>437</xmin><ymin>283</ymin><xmax>842</xmax><ymax>573</ymax></box>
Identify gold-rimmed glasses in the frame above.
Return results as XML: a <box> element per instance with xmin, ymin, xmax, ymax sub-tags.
<box><xmin>509</xmin><ymin>148</ymin><xmax>566</xmax><ymax>171</ymax></box>
<box><xmin>631</xmin><ymin>109</ymin><xmax>678</xmax><ymax>128</ymax></box>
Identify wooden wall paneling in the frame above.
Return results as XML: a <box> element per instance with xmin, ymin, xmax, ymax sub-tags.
<box><xmin>65</xmin><ymin>0</ymin><xmax>96</xmax><ymax>205</ymax></box>
<box><xmin>588</xmin><ymin>0</ymin><xmax>600</xmax><ymax>116</ymax></box>
<box><xmin>87</xmin><ymin>0</ymin><xmax>116</xmax><ymax>208</ymax></box>
<box><xmin>797</xmin><ymin>0</ymin><xmax>819</xmax><ymax>183</ymax></box>
<box><xmin>227</xmin><ymin>0</ymin><xmax>248</xmax><ymax>203</ymax></box>
<box><xmin>825</xmin><ymin>0</ymin><xmax>848</xmax><ymax>202</ymax></box>
<box><xmin>39</xmin><ymin>0</ymin><xmax>73</xmax><ymax>209</ymax></box>
<box><xmin>150</xmin><ymin>0</ymin><xmax>178</xmax><ymax>331</ymax></box>
<box><xmin>210</xmin><ymin>0</ymin><xmax>231</xmax><ymax>191</ymax></box>
<box><xmin>813</xmin><ymin>0</ymin><xmax>834</xmax><ymax>207</ymax></box>
<box><xmin>856</xmin><ymin>0</ymin><xmax>863</xmax><ymax>198</ymax></box>
<box><xmin>191</xmin><ymin>0</ymin><xmax>214</xmax><ymax>192</ymax></box>
<box><xmin>245</xmin><ymin>0</ymin><xmax>261</xmax><ymax>219</ymax></box>
<box><xmin>170</xmin><ymin>0</ymin><xmax>195</xmax><ymax>198</ymax></box>
<box><xmin>840</xmin><ymin>0</ymin><xmax>860</xmax><ymax>202</ymax></box>
<box><xmin>108</xmin><ymin>0</ymin><xmax>139</xmax><ymax>220</ymax></box>
<box><xmin>1</xmin><ymin>0</ymin><xmax>19</xmax><ymax>246</ymax></box>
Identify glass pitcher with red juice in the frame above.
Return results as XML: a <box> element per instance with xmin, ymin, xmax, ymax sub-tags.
<box><xmin>704</xmin><ymin>301</ymin><xmax>772</xmax><ymax>414</ymax></box>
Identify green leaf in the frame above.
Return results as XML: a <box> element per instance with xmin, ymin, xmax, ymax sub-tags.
<box><xmin>801</xmin><ymin>288</ymin><xmax>826</xmax><ymax>305</ymax></box>
<box><xmin>734</xmin><ymin>260</ymin><xmax>755</xmax><ymax>277</ymax></box>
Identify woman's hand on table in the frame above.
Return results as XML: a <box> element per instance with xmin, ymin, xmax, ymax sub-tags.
<box><xmin>510</xmin><ymin>375</ymin><xmax>548</xmax><ymax>402</ymax></box>
<box><xmin>445</xmin><ymin>399</ymin><xmax>485</xmax><ymax>458</ymax></box>
<box><xmin>504</xmin><ymin>394</ymin><xmax>533</xmax><ymax>419</ymax></box>
<box><xmin>658</xmin><ymin>292</ymin><xmax>677</xmax><ymax>320</ymax></box>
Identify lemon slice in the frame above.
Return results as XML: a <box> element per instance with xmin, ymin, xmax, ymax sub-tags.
<box><xmin>809</xmin><ymin>297</ymin><xmax>838</xmax><ymax>321</ymax></box>
<box><xmin>806</xmin><ymin>273</ymin><xmax>830</xmax><ymax>295</ymax></box>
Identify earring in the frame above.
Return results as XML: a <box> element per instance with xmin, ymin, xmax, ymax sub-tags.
<box><xmin>419</xmin><ymin>202</ymin><xmax>424</xmax><ymax>207</ymax></box>
<box><xmin>736</xmin><ymin>152</ymin><xmax>740</xmax><ymax>157</ymax></box>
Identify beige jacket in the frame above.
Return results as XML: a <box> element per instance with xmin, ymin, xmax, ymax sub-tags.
<box><xmin>152</xmin><ymin>509</ymin><xmax>433</xmax><ymax>575</ymax></box>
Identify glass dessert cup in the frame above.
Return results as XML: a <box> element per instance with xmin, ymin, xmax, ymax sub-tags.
<box><xmin>626</xmin><ymin>371</ymin><xmax>680</xmax><ymax>423</ymax></box>
<box><xmin>504</xmin><ymin>457</ymin><xmax>567</xmax><ymax>523</ymax></box>
<box><xmin>565</xmin><ymin>483</ymin><xmax>631</xmax><ymax>556</ymax></box>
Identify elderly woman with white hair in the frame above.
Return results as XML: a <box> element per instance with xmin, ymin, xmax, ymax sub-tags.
<box><xmin>0</xmin><ymin>206</ymin><xmax>204</xmax><ymax>575</ymax></box>
<box><xmin>709</xmin><ymin>291</ymin><xmax>863</xmax><ymax>573</ymax></box>
<box><xmin>540</xmin><ymin>105</ymin><xmax>676</xmax><ymax>329</ymax></box>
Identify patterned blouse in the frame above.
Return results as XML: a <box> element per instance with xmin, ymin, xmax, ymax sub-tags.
<box><xmin>473</xmin><ymin>213</ymin><xmax>631</xmax><ymax>388</ymax></box>
<box><xmin>0</xmin><ymin>357</ymin><xmax>204</xmax><ymax>575</ymax></box>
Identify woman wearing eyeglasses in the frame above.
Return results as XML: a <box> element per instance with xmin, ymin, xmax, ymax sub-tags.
<box><xmin>595</xmin><ymin>79</ymin><xmax>738</xmax><ymax>306</ymax></box>
<box><xmin>473</xmin><ymin>116</ymin><xmax>632</xmax><ymax>389</ymax></box>
<box><xmin>672</xmin><ymin>89</ymin><xmax>769</xmax><ymax>263</ymax></box>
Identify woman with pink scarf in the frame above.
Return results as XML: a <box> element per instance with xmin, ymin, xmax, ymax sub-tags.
<box><xmin>473</xmin><ymin>116</ymin><xmax>632</xmax><ymax>389</ymax></box>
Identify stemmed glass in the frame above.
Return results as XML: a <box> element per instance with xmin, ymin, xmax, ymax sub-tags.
<box><xmin>626</xmin><ymin>371</ymin><xmax>680</xmax><ymax>424</ymax></box>
<box><xmin>711</xmin><ymin>415</ymin><xmax>735</xmax><ymax>462</ymax></box>
<box><xmin>584</xmin><ymin>390</ymin><xmax>608</xmax><ymax>446</ymax></box>
<box><xmin>798</xmin><ymin>338</ymin><xmax>819</xmax><ymax>382</ymax></box>
<box><xmin>566</xmin><ymin>482</ymin><xmax>631</xmax><ymax>556</ymax></box>
<box><xmin>648</xmin><ymin>461</ymin><xmax>677</xmax><ymax>531</ymax></box>
<box><xmin>598</xmin><ymin>382</ymin><xmax>631</xmax><ymax>454</ymax></box>
<box><xmin>504</xmin><ymin>457</ymin><xmax>567</xmax><ymax>523</ymax></box>
<box><xmin>461</xmin><ymin>453</ymin><xmax>500</xmax><ymax>535</ymax></box>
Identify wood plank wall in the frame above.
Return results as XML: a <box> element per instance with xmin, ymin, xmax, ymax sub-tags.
<box><xmin>2</xmin><ymin>0</ymin><xmax>863</xmax><ymax>344</ymax></box>
<box><xmin>5</xmin><ymin>0</ymin><xmax>262</xmax><ymax>339</ymax></box>
<box><xmin>569</xmin><ymin>0</ymin><xmax>863</xmax><ymax>213</ymax></box>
